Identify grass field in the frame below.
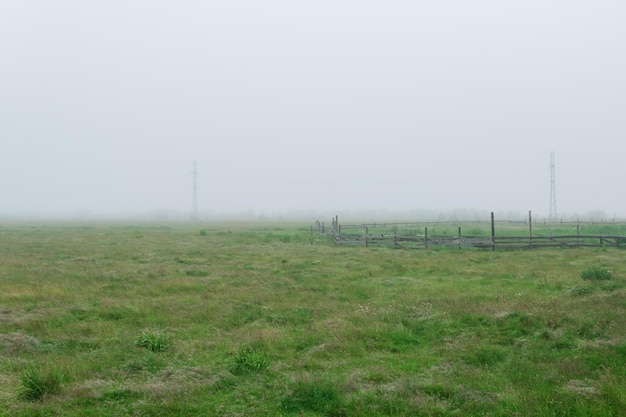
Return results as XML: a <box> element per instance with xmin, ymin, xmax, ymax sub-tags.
<box><xmin>1</xmin><ymin>221</ymin><xmax>625</xmax><ymax>416</ymax></box>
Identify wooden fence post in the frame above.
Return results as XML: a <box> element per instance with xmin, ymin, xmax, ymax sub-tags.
<box><xmin>491</xmin><ymin>212</ymin><xmax>495</xmax><ymax>251</ymax></box>
<box><xmin>425</xmin><ymin>227</ymin><xmax>428</xmax><ymax>249</ymax></box>
<box><xmin>529</xmin><ymin>210</ymin><xmax>533</xmax><ymax>247</ymax></box>
<box><xmin>394</xmin><ymin>225</ymin><xmax>397</xmax><ymax>247</ymax></box>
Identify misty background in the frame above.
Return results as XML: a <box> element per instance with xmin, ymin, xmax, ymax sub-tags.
<box><xmin>1</xmin><ymin>1</ymin><xmax>625</xmax><ymax>220</ymax></box>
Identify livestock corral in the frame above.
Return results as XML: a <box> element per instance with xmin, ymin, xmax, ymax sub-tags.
<box><xmin>318</xmin><ymin>213</ymin><xmax>626</xmax><ymax>249</ymax></box>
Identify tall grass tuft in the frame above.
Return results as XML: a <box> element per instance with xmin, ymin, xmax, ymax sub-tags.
<box><xmin>231</xmin><ymin>345</ymin><xmax>270</xmax><ymax>374</ymax></box>
<box><xmin>18</xmin><ymin>366</ymin><xmax>63</xmax><ymax>401</ymax></box>
<box><xmin>136</xmin><ymin>330</ymin><xmax>170</xmax><ymax>352</ymax></box>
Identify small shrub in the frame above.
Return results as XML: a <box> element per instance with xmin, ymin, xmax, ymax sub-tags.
<box><xmin>231</xmin><ymin>346</ymin><xmax>270</xmax><ymax>374</ymax></box>
<box><xmin>136</xmin><ymin>331</ymin><xmax>170</xmax><ymax>352</ymax></box>
<box><xmin>199</xmin><ymin>229</ymin><xmax>207</xmax><ymax>236</ymax></box>
<box><xmin>18</xmin><ymin>367</ymin><xmax>63</xmax><ymax>401</ymax></box>
<box><xmin>580</xmin><ymin>266</ymin><xmax>612</xmax><ymax>281</ymax></box>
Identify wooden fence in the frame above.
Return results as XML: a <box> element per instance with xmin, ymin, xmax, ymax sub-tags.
<box><xmin>315</xmin><ymin>213</ymin><xmax>626</xmax><ymax>250</ymax></box>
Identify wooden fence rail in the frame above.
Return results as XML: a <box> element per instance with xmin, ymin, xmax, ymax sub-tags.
<box><xmin>332</xmin><ymin>232</ymin><xmax>625</xmax><ymax>250</ymax></box>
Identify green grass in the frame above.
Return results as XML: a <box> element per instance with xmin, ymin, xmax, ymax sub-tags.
<box><xmin>18</xmin><ymin>366</ymin><xmax>63</xmax><ymax>401</ymax></box>
<box><xmin>281</xmin><ymin>376</ymin><xmax>344</xmax><ymax>415</ymax></box>
<box><xmin>0</xmin><ymin>221</ymin><xmax>625</xmax><ymax>416</ymax></box>
<box><xmin>136</xmin><ymin>330</ymin><xmax>170</xmax><ymax>352</ymax></box>
<box><xmin>231</xmin><ymin>345</ymin><xmax>270</xmax><ymax>375</ymax></box>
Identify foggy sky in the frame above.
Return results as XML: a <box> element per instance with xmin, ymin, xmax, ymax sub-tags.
<box><xmin>1</xmin><ymin>1</ymin><xmax>625</xmax><ymax>219</ymax></box>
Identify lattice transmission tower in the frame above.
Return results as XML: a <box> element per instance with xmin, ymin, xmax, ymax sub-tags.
<box><xmin>549</xmin><ymin>151</ymin><xmax>557</xmax><ymax>221</ymax></box>
<box><xmin>191</xmin><ymin>161</ymin><xmax>199</xmax><ymax>221</ymax></box>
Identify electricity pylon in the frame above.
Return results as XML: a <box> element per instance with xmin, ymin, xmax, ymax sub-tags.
<box><xmin>549</xmin><ymin>151</ymin><xmax>557</xmax><ymax>221</ymax></box>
